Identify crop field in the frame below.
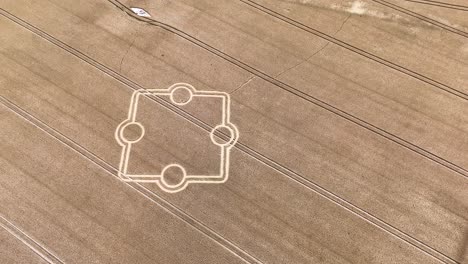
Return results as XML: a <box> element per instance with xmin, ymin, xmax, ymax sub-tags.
<box><xmin>0</xmin><ymin>0</ymin><xmax>467</xmax><ymax>263</ymax></box>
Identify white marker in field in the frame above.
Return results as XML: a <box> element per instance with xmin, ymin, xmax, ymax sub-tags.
<box><xmin>115</xmin><ymin>83</ymin><xmax>239</xmax><ymax>193</ymax></box>
<box><xmin>130</xmin><ymin>7</ymin><xmax>151</xmax><ymax>18</ymax></box>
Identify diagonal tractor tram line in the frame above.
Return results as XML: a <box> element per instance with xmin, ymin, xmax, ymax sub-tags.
<box><xmin>240</xmin><ymin>0</ymin><xmax>468</xmax><ymax>97</ymax></box>
<box><xmin>0</xmin><ymin>214</ymin><xmax>64</xmax><ymax>264</ymax></box>
<box><xmin>109</xmin><ymin>0</ymin><xmax>468</xmax><ymax>179</ymax></box>
<box><xmin>0</xmin><ymin>7</ymin><xmax>461</xmax><ymax>264</ymax></box>
<box><xmin>0</xmin><ymin>96</ymin><xmax>261</xmax><ymax>264</ymax></box>
<box><xmin>372</xmin><ymin>0</ymin><xmax>468</xmax><ymax>35</ymax></box>
<box><xmin>399</xmin><ymin>0</ymin><xmax>468</xmax><ymax>11</ymax></box>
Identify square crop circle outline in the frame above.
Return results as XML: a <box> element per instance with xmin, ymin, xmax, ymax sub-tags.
<box><xmin>115</xmin><ymin>83</ymin><xmax>239</xmax><ymax>193</ymax></box>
